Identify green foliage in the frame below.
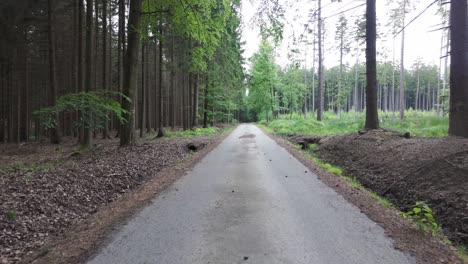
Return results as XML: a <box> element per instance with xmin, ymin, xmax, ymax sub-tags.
<box><xmin>34</xmin><ymin>91</ymin><xmax>128</xmax><ymax>131</ymax></box>
<box><xmin>277</xmin><ymin>64</ymin><xmax>305</xmax><ymax>115</ymax></box>
<box><xmin>5</xmin><ymin>211</ymin><xmax>17</xmax><ymax>221</ymax></box>
<box><xmin>308</xmin><ymin>143</ymin><xmax>318</xmax><ymax>152</ymax></box>
<box><xmin>248</xmin><ymin>39</ymin><xmax>278</xmax><ymax>121</ymax></box>
<box><xmin>263</xmin><ymin>110</ymin><xmax>448</xmax><ymax>137</ymax></box>
<box><xmin>402</xmin><ymin>201</ymin><xmax>440</xmax><ymax>235</ymax></box>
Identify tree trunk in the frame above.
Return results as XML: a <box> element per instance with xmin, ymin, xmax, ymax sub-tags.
<box><xmin>354</xmin><ymin>55</ymin><xmax>359</xmax><ymax>114</ymax></box>
<box><xmin>442</xmin><ymin>28</ymin><xmax>450</xmax><ymax>113</ymax></box>
<box><xmin>157</xmin><ymin>27</ymin><xmax>164</xmax><ymax>138</ymax></box>
<box><xmin>415</xmin><ymin>63</ymin><xmax>420</xmax><ymax>110</ymax></box>
<box><xmin>311</xmin><ymin>29</ymin><xmax>316</xmax><ymax>113</ymax></box>
<box><xmin>193</xmin><ymin>73</ymin><xmax>199</xmax><ymax>127</ymax></box>
<box><xmin>365</xmin><ymin>0</ymin><xmax>379</xmax><ymax>129</ymax></box>
<box><xmin>203</xmin><ymin>75</ymin><xmax>209</xmax><ymax>128</ymax></box>
<box><xmin>140</xmin><ymin>43</ymin><xmax>146</xmax><ymax>138</ymax></box>
<box><xmin>145</xmin><ymin>43</ymin><xmax>151</xmax><ymax>133</ymax></box>
<box><xmin>120</xmin><ymin>0</ymin><xmax>142</xmax><ymax>146</ymax></box>
<box><xmin>317</xmin><ymin>0</ymin><xmax>324</xmax><ymax>121</ymax></box>
<box><xmin>399</xmin><ymin>0</ymin><xmax>406</xmax><ymax>119</ymax></box>
<box><xmin>303</xmin><ymin>35</ymin><xmax>308</xmax><ymax>118</ymax></box>
<box><xmin>338</xmin><ymin>32</ymin><xmax>343</xmax><ymax>118</ymax></box>
<box><xmin>48</xmin><ymin>0</ymin><xmax>61</xmax><ymax>144</ymax></box>
<box><xmin>449</xmin><ymin>0</ymin><xmax>468</xmax><ymax>137</ymax></box>
<box><xmin>102</xmin><ymin>0</ymin><xmax>110</xmax><ymax>139</ymax></box>
<box><xmin>83</xmin><ymin>0</ymin><xmax>94</xmax><ymax>147</ymax></box>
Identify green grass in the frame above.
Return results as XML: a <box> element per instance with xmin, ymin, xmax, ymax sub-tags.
<box><xmin>298</xmin><ymin>143</ymin><xmax>396</xmax><ymax>209</ymax></box>
<box><xmin>0</xmin><ymin>161</ymin><xmax>56</xmax><ymax>174</ymax></box>
<box><xmin>458</xmin><ymin>246</ymin><xmax>468</xmax><ymax>262</ymax></box>
<box><xmin>261</xmin><ymin>110</ymin><xmax>448</xmax><ymax>137</ymax></box>
<box><xmin>369</xmin><ymin>191</ymin><xmax>393</xmax><ymax>207</ymax></box>
<box><xmin>164</xmin><ymin>127</ymin><xmax>221</xmax><ymax>138</ymax></box>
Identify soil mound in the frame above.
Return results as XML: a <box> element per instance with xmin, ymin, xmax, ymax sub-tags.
<box><xmin>312</xmin><ymin>130</ymin><xmax>468</xmax><ymax>246</ymax></box>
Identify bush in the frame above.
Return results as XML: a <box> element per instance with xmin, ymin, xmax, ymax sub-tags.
<box><xmin>34</xmin><ymin>91</ymin><xmax>129</xmax><ymax>130</ymax></box>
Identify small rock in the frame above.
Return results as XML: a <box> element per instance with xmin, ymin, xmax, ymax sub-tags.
<box><xmin>285</xmin><ymin>175</ymin><xmax>288</xmax><ymax>178</ymax></box>
<box><xmin>243</xmin><ymin>256</ymin><xmax>249</xmax><ymax>260</ymax></box>
<box><xmin>305</xmin><ymin>171</ymin><xmax>308</xmax><ymax>173</ymax></box>
<box><xmin>232</xmin><ymin>190</ymin><xmax>235</xmax><ymax>193</ymax></box>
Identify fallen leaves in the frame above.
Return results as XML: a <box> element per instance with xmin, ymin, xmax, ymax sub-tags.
<box><xmin>0</xmin><ymin>137</ymin><xmax>213</xmax><ymax>263</ymax></box>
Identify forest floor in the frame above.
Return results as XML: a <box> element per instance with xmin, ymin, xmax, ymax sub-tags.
<box><xmin>281</xmin><ymin>130</ymin><xmax>468</xmax><ymax>255</ymax></box>
<box><xmin>0</xmin><ymin>126</ymin><xmax>232</xmax><ymax>264</ymax></box>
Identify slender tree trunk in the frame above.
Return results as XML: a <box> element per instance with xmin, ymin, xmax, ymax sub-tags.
<box><xmin>317</xmin><ymin>0</ymin><xmax>324</xmax><ymax>121</ymax></box>
<box><xmin>140</xmin><ymin>43</ymin><xmax>146</xmax><ymax>138</ymax></box>
<box><xmin>442</xmin><ymin>28</ymin><xmax>450</xmax><ymax>113</ymax></box>
<box><xmin>170</xmin><ymin>36</ymin><xmax>175</xmax><ymax>129</ymax></box>
<box><xmin>437</xmin><ymin>29</ymin><xmax>444</xmax><ymax>115</ymax></box>
<box><xmin>203</xmin><ymin>75</ymin><xmax>209</xmax><ymax>128</ymax></box>
<box><xmin>391</xmin><ymin>39</ymin><xmax>396</xmax><ymax>114</ymax></box>
<box><xmin>399</xmin><ymin>0</ymin><xmax>406</xmax><ymax>119</ymax></box>
<box><xmin>83</xmin><ymin>0</ymin><xmax>94</xmax><ymax>147</ymax></box>
<box><xmin>415</xmin><ymin>63</ymin><xmax>420</xmax><ymax>110</ymax></box>
<box><xmin>120</xmin><ymin>0</ymin><xmax>142</xmax><ymax>146</ymax></box>
<box><xmin>102</xmin><ymin>0</ymin><xmax>110</xmax><ymax>139</ymax></box>
<box><xmin>193</xmin><ymin>73</ymin><xmax>199</xmax><ymax>127</ymax></box>
<box><xmin>48</xmin><ymin>0</ymin><xmax>61</xmax><ymax>144</ymax></box>
<box><xmin>311</xmin><ymin>29</ymin><xmax>316</xmax><ymax>113</ymax></box>
<box><xmin>338</xmin><ymin>32</ymin><xmax>343</xmax><ymax>118</ymax></box>
<box><xmin>303</xmin><ymin>35</ymin><xmax>308</xmax><ymax>118</ymax></box>
<box><xmin>157</xmin><ymin>27</ymin><xmax>164</xmax><ymax>137</ymax></box>
<box><xmin>145</xmin><ymin>44</ymin><xmax>151</xmax><ymax>133</ymax></box>
<box><xmin>354</xmin><ymin>55</ymin><xmax>359</xmax><ymax>114</ymax></box>
<box><xmin>115</xmin><ymin>0</ymin><xmax>125</xmax><ymax>137</ymax></box>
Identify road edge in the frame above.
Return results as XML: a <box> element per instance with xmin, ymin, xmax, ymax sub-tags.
<box><xmin>21</xmin><ymin>128</ymin><xmax>236</xmax><ymax>264</ymax></box>
<box><xmin>257</xmin><ymin>125</ymin><xmax>464</xmax><ymax>264</ymax></box>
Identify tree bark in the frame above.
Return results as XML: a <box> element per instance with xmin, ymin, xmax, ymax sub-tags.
<box><xmin>157</xmin><ymin>27</ymin><xmax>164</xmax><ymax>137</ymax></box>
<box><xmin>415</xmin><ymin>63</ymin><xmax>420</xmax><ymax>110</ymax></box>
<box><xmin>192</xmin><ymin>73</ymin><xmax>199</xmax><ymax>127</ymax></box>
<box><xmin>317</xmin><ymin>0</ymin><xmax>324</xmax><ymax>121</ymax></box>
<box><xmin>449</xmin><ymin>0</ymin><xmax>468</xmax><ymax>137</ymax></box>
<box><xmin>83</xmin><ymin>0</ymin><xmax>94</xmax><ymax>147</ymax></box>
<box><xmin>120</xmin><ymin>0</ymin><xmax>142</xmax><ymax>146</ymax></box>
<box><xmin>140</xmin><ymin>42</ymin><xmax>146</xmax><ymax>138</ymax></box>
<box><xmin>102</xmin><ymin>0</ymin><xmax>110</xmax><ymax>139</ymax></box>
<box><xmin>48</xmin><ymin>0</ymin><xmax>61</xmax><ymax>144</ymax></box>
<box><xmin>399</xmin><ymin>0</ymin><xmax>406</xmax><ymax>119</ymax></box>
<box><xmin>203</xmin><ymin>75</ymin><xmax>209</xmax><ymax>128</ymax></box>
<box><xmin>365</xmin><ymin>0</ymin><xmax>379</xmax><ymax>129</ymax></box>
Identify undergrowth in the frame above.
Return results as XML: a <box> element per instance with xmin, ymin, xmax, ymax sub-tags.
<box><xmin>260</xmin><ymin>110</ymin><xmax>448</xmax><ymax>137</ymax></box>
<box><xmin>0</xmin><ymin>161</ymin><xmax>56</xmax><ymax>174</ymax></box>
<box><xmin>164</xmin><ymin>127</ymin><xmax>221</xmax><ymax>138</ymax></box>
<box><xmin>305</xmin><ymin>148</ymin><xmax>392</xmax><ymax>207</ymax></box>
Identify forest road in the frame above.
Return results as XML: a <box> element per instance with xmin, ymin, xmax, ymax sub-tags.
<box><xmin>86</xmin><ymin>124</ymin><xmax>415</xmax><ymax>264</ymax></box>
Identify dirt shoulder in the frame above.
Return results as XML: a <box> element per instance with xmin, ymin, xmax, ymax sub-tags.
<box><xmin>1</xmin><ymin>131</ymin><xmax>231</xmax><ymax>264</ymax></box>
<box><xmin>262</xmin><ymin>128</ymin><xmax>464</xmax><ymax>264</ymax></box>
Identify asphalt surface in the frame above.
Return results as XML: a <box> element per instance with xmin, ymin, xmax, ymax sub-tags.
<box><xmin>86</xmin><ymin>124</ymin><xmax>415</xmax><ymax>264</ymax></box>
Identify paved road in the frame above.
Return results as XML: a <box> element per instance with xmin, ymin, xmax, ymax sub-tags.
<box><xmin>87</xmin><ymin>124</ymin><xmax>414</xmax><ymax>264</ymax></box>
